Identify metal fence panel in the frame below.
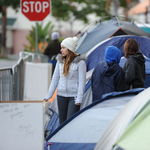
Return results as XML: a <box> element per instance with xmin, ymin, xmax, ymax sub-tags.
<box><xmin>0</xmin><ymin>52</ymin><xmax>49</xmax><ymax>101</ymax></box>
<box><xmin>0</xmin><ymin>68</ymin><xmax>13</xmax><ymax>101</ymax></box>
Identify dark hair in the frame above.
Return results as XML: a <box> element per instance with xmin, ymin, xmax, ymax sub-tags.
<box><xmin>124</xmin><ymin>38</ymin><xmax>139</xmax><ymax>58</ymax></box>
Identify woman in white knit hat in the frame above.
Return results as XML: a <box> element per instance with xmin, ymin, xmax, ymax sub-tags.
<box><xmin>44</xmin><ymin>36</ymin><xmax>87</xmax><ymax>124</ymax></box>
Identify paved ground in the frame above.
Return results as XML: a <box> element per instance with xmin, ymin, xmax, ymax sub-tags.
<box><xmin>0</xmin><ymin>55</ymin><xmax>19</xmax><ymax>68</ymax></box>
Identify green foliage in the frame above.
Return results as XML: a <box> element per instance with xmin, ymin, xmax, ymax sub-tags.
<box><xmin>52</xmin><ymin>1</ymin><xmax>71</xmax><ymax>21</ymax></box>
<box><xmin>120</xmin><ymin>0</ymin><xmax>128</xmax><ymax>8</ymax></box>
<box><xmin>51</xmin><ymin>0</ymin><xmax>110</xmax><ymax>24</ymax></box>
<box><xmin>24</xmin><ymin>21</ymin><xmax>54</xmax><ymax>53</ymax></box>
<box><xmin>0</xmin><ymin>0</ymin><xmax>20</xmax><ymax>13</ymax></box>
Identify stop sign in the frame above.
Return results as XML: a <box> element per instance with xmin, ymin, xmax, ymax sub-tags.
<box><xmin>21</xmin><ymin>0</ymin><xmax>50</xmax><ymax>21</ymax></box>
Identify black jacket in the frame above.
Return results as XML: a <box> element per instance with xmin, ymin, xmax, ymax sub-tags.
<box><xmin>44</xmin><ymin>40</ymin><xmax>61</xmax><ymax>59</ymax></box>
<box><xmin>91</xmin><ymin>60</ymin><xmax>126</xmax><ymax>102</ymax></box>
<box><xmin>123</xmin><ymin>53</ymin><xmax>145</xmax><ymax>90</ymax></box>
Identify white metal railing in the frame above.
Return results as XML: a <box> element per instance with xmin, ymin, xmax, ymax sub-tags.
<box><xmin>0</xmin><ymin>52</ymin><xmax>49</xmax><ymax>101</ymax></box>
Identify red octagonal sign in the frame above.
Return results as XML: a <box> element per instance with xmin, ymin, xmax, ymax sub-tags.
<box><xmin>21</xmin><ymin>0</ymin><xmax>50</xmax><ymax>21</ymax></box>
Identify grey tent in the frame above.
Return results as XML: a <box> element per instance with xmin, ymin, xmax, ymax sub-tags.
<box><xmin>75</xmin><ymin>16</ymin><xmax>150</xmax><ymax>54</ymax></box>
<box><xmin>44</xmin><ymin>89</ymin><xmax>144</xmax><ymax>150</ymax></box>
<box><xmin>94</xmin><ymin>87</ymin><xmax>150</xmax><ymax>150</ymax></box>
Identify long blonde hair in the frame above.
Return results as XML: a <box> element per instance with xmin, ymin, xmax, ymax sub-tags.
<box><xmin>61</xmin><ymin>50</ymin><xmax>78</xmax><ymax>76</ymax></box>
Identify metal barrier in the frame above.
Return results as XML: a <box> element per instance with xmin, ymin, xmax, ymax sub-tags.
<box><xmin>0</xmin><ymin>67</ymin><xmax>13</xmax><ymax>101</ymax></box>
<box><xmin>19</xmin><ymin>52</ymin><xmax>49</xmax><ymax>63</ymax></box>
<box><xmin>0</xmin><ymin>52</ymin><xmax>49</xmax><ymax>101</ymax></box>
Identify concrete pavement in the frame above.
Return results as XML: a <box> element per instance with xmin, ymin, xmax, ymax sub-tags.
<box><xmin>0</xmin><ymin>55</ymin><xmax>19</xmax><ymax>68</ymax></box>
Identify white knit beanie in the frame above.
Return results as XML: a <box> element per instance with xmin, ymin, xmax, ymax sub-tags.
<box><xmin>61</xmin><ymin>37</ymin><xmax>78</xmax><ymax>53</ymax></box>
<box><xmin>51</xmin><ymin>32</ymin><xmax>60</xmax><ymax>40</ymax></box>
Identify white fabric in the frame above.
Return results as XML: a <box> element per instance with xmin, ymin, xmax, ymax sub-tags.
<box><xmin>61</xmin><ymin>37</ymin><xmax>78</xmax><ymax>52</ymax></box>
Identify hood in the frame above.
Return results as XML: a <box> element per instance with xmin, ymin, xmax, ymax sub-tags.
<box><xmin>56</xmin><ymin>54</ymin><xmax>87</xmax><ymax>64</ymax></box>
<box><xmin>105</xmin><ymin>46</ymin><xmax>121</xmax><ymax>64</ymax></box>
<box><xmin>100</xmin><ymin>60</ymin><xmax>120</xmax><ymax>76</ymax></box>
<box><xmin>128</xmin><ymin>53</ymin><xmax>145</xmax><ymax>65</ymax></box>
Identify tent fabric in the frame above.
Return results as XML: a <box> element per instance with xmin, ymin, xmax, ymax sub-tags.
<box><xmin>113</xmin><ymin>100</ymin><xmax>150</xmax><ymax>150</ymax></box>
<box><xmin>80</xmin><ymin>85</ymin><xmax>93</xmax><ymax>110</ymax></box>
<box><xmin>44</xmin><ymin>142</ymin><xmax>96</xmax><ymax>150</ymax></box>
<box><xmin>94</xmin><ymin>87</ymin><xmax>150</xmax><ymax>150</ymax></box>
<box><xmin>145</xmin><ymin>75</ymin><xmax>150</xmax><ymax>88</ymax></box>
<box><xmin>44</xmin><ymin>108</ymin><xmax>59</xmax><ymax>139</ymax></box>
<box><xmin>86</xmin><ymin>35</ymin><xmax>150</xmax><ymax>71</ymax></box>
<box><xmin>45</xmin><ymin>89</ymin><xmax>144</xmax><ymax>150</ymax></box>
<box><xmin>75</xmin><ymin>18</ymin><xmax>150</xmax><ymax>54</ymax></box>
<box><xmin>140</xmin><ymin>27</ymin><xmax>150</xmax><ymax>34</ymax></box>
<box><xmin>101</xmin><ymin>88</ymin><xmax>144</xmax><ymax>99</ymax></box>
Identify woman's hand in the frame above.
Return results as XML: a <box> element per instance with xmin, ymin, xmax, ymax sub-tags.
<box><xmin>76</xmin><ymin>103</ymin><xmax>81</xmax><ymax>105</ymax></box>
<box><xmin>44</xmin><ymin>99</ymin><xmax>49</xmax><ymax>102</ymax></box>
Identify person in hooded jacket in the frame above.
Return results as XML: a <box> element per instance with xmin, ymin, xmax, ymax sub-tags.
<box><xmin>44</xmin><ymin>32</ymin><xmax>61</xmax><ymax>74</ymax></box>
<box><xmin>44</xmin><ymin>36</ymin><xmax>87</xmax><ymax>124</ymax></box>
<box><xmin>91</xmin><ymin>46</ymin><xmax>126</xmax><ymax>102</ymax></box>
<box><xmin>44</xmin><ymin>31</ymin><xmax>61</xmax><ymax>60</ymax></box>
<box><xmin>123</xmin><ymin>38</ymin><xmax>145</xmax><ymax>90</ymax></box>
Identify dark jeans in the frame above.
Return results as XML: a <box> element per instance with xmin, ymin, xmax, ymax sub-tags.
<box><xmin>57</xmin><ymin>95</ymin><xmax>80</xmax><ymax>124</ymax></box>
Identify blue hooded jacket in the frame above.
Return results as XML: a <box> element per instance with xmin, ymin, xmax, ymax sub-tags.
<box><xmin>91</xmin><ymin>46</ymin><xmax>126</xmax><ymax>102</ymax></box>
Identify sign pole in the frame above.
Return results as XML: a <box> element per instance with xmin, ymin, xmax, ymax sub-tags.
<box><xmin>21</xmin><ymin>0</ymin><xmax>51</xmax><ymax>62</ymax></box>
<box><xmin>35</xmin><ymin>22</ymin><xmax>38</xmax><ymax>62</ymax></box>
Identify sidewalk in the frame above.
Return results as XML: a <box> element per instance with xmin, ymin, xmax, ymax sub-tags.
<box><xmin>0</xmin><ymin>55</ymin><xmax>19</xmax><ymax>68</ymax></box>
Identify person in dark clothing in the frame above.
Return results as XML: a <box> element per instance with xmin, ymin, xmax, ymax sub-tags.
<box><xmin>123</xmin><ymin>38</ymin><xmax>145</xmax><ymax>90</ymax></box>
<box><xmin>44</xmin><ymin>31</ymin><xmax>61</xmax><ymax>59</ymax></box>
<box><xmin>44</xmin><ymin>32</ymin><xmax>61</xmax><ymax>73</ymax></box>
<box><xmin>91</xmin><ymin>46</ymin><xmax>125</xmax><ymax>102</ymax></box>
